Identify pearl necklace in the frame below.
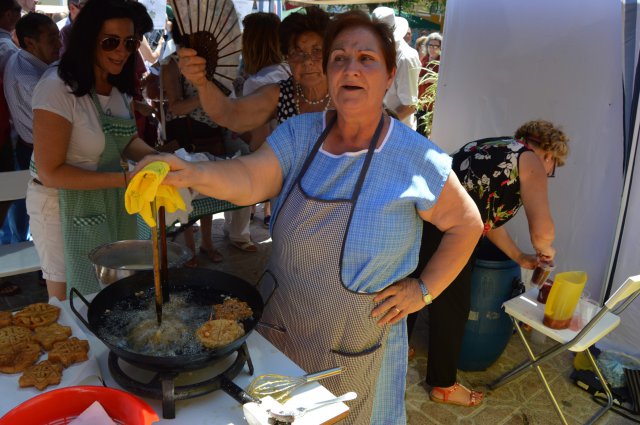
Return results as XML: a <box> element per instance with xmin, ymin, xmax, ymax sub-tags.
<box><xmin>294</xmin><ymin>84</ymin><xmax>331</xmax><ymax>114</ymax></box>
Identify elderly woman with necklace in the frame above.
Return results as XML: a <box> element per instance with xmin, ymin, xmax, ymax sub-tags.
<box><xmin>177</xmin><ymin>6</ymin><xmax>330</xmax><ymax>134</ymax></box>
<box><xmin>135</xmin><ymin>11</ymin><xmax>482</xmax><ymax>424</ymax></box>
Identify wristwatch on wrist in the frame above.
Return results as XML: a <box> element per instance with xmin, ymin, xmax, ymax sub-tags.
<box><xmin>416</xmin><ymin>277</ymin><xmax>433</xmax><ymax>305</ymax></box>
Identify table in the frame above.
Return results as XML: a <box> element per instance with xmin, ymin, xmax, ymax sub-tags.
<box><xmin>1</xmin><ymin>297</ymin><xmax>348</xmax><ymax>425</ymax></box>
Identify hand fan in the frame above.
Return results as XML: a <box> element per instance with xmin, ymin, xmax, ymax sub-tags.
<box><xmin>169</xmin><ymin>0</ymin><xmax>242</xmax><ymax>95</ymax></box>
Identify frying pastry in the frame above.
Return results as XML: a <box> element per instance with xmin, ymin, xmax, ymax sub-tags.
<box><xmin>128</xmin><ymin>316</ymin><xmax>190</xmax><ymax>353</ymax></box>
<box><xmin>33</xmin><ymin>323</ymin><xmax>72</xmax><ymax>350</ymax></box>
<box><xmin>0</xmin><ymin>325</ymin><xmax>33</xmax><ymax>347</ymax></box>
<box><xmin>47</xmin><ymin>337</ymin><xmax>89</xmax><ymax>367</ymax></box>
<box><xmin>0</xmin><ymin>311</ymin><xmax>11</xmax><ymax>327</ymax></box>
<box><xmin>196</xmin><ymin>319</ymin><xmax>245</xmax><ymax>349</ymax></box>
<box><xmin>19</xmin><ymin>360</ymin><xmax>63</xmax><ymax>390</ymax></box>
<box><xmin>0</xmin><ymin>342</ymin><xmax>41</xmax><ymax>374</ymax></box>
<box><xmin>12</xmin><ymin>303</ymin><xmax>60</xmax><ymax>329</ymax></box>
<box><xmin>213</xmin><ymin>298</ymin><xmax>253</xmax><ymax>321</ymax></box>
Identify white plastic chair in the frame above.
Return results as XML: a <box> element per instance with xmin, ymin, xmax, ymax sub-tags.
<box><xmin>0</xmin><ymin>170</ymin><xmax>41</xmax><ymax>278</ymax></box>
<box><xmin>490</xmin><ymin>275</ymin><xmax>640</xmax><ymax>425</ymax></box>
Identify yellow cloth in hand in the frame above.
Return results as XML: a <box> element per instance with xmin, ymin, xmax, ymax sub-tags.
<box><xmin>125</xmin><ymin>161</ymin><xmax>186</xmax><ymax>227</ymax></box>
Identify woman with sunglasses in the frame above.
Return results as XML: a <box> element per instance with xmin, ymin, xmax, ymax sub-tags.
<box><xmin>177</xmin><ymin>6</ymin><xmax>330</xmax><ymax>136</ymax></box>
<box><xmin>27</xmin><ymin>0</ymin><xmax>157</xmax><ymax>300</ymax></box>
<box><xmin>406</xmin><ymin>119</ymin><xmax>569</xmax><ymax>407</ymax></box>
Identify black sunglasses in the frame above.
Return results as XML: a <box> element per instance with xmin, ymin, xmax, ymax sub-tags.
<box><xmin>100</xmin><ymin>36</ymin><xmax>140</xmax><ymax>54</ymax></box>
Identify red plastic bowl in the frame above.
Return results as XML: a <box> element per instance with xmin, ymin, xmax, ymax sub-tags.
<box><xmin>1</xmin><ymin>386</ymin><xmax>159</xmax><ymax>425</ymax></box>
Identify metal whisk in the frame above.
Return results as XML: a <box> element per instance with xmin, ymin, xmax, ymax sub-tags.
<box><xmin>246</xmin><ymin>367</ymin><xmax>343</xmax><ymax>402</ymax></box>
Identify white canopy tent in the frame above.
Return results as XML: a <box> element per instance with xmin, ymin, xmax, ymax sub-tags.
<box><xmin>432</xmin><ymin>1</ymin><xmax>639</xmax><ymax>355</ymax></box>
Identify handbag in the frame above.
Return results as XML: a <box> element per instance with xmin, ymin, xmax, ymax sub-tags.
<box><xmin>165</xmin><ymin>116</ymin><xmax>225</xmax><ymax>156</ymax></box>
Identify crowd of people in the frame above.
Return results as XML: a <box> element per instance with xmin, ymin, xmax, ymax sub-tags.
<box><xmin>0</xmin><ymin>1</ymin><xmax>571</xmax><ymax>423</ymax></box>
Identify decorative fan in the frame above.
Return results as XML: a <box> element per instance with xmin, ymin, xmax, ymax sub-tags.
<box><xmin>169</xmin><ymin>0</ymin><xmax>242</xmax><ymax>95</ymax></box>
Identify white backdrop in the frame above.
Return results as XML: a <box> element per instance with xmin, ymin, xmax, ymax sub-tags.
<box><xmin>431</xmin><ymin>0</ymin><xmax>624</xmax><ymax>301</ymax></box>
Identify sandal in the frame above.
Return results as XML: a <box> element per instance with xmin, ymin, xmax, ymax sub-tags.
<box><xmin>229</xmin><ymin>240</ymin><xmax>257</xmax><ymax>253</ymax></box>
<box><xmin>430</xmin><ymin>383</ymin><xmax>484</xmax><ymax>407</ymax></box>
<box><xmin>200</xmin><ymin>246</ymin><xmax>223</xmax><ymax>263</ymax></box>
<box><xmin>184</xmin><ymin>255</ymin><xmax>199</xmax><ymax>268</ymax></box>
<box><xmin>0</xmin><ymin>281</ymin><xmax>21</xmax><ymax>296</ymax></box>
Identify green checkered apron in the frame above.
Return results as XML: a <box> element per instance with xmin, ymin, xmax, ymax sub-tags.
<box><xmin>58</xmin><ymin>91</ymin><xmax>138</xmax><ymax>296</ymax></box>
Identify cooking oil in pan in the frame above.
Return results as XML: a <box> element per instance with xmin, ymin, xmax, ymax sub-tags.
<box><xmin>100</xmin><ymin>290</ymin><xmax>212</xmax><ymax>357</ymax></box>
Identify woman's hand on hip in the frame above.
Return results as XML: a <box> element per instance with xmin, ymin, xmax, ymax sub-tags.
<box><xmin>177</xmin><ymin>47</ymin><xmax>208</xmax><ymax>89</ymax></box>
<box><xmin>371</xmin><ymin>278</ymin><xmax>425</xmax><ymax>326</ymax></box>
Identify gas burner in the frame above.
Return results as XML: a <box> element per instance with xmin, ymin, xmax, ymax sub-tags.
<box><xmin>108</xmin><ymin>342</ymin><xmax>254</xmax><ymax>419</ymax></box>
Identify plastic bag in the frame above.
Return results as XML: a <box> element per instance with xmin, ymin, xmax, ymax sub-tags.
<box><xmin>597</xmin><ymin>351</ymin><xmax>640</xmax><ymax>388</ymax></box>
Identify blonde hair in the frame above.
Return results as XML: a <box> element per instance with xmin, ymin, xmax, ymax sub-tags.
<box><xmin>514</xmin><ymin>120</ymin><xmax>569</xmax><ymax>166</ymax></box>
<box><xmin>415</xmin><ymin>35</ymin><xmax>428</xmax><ymax>50</ymax></box>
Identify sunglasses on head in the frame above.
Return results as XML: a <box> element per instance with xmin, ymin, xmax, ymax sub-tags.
<box><xmin>100</xmin><ymin>36</ymin><xmax>140</xmax><ymax>53</ymax></box>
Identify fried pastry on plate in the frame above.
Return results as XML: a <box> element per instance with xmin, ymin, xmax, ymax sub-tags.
<box><xmin>33</xmin><ymin>323</ymin><xmax>72</xmax><ymax>350</ymax></box>
<box><xmin>0</xmin><ymin>325</ymin><xmax>33</xmax><ymax>347</ymax></box>
<box><xmin>12</xmin><ymin>303</ymin><xmax>60</xmax><ymax>329</ymax></box>
<box><xmin>19</xmin><ymin>360</ymin><xmax>63</xmax><ymax>390</ymax></box>
<box><xmin>0</xmin><ymin>342</ymin><xmax>41</xmax><ymax>374</ymax></box>
<box><xmin>47</xmin><ymin>337</ymin><xmax>89</xmax><ymax>367</ymax></box>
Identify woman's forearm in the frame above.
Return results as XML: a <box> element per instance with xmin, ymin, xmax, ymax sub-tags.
<box><xmin>124</xmin><ymin>137</ymin><xmax>158</xmax><ymax>162</ymax></box>
<box><xmin>38</xmin><ymin>164</ymin><xmax>126</xmax><ymax>190</ymax></box>
<box><xmin>167</xmin><ymin>94</ymin><xmax>200</xmax><ymax>116</ymax></box>
<box><xmin>418</xmin><ymin>220</ymin><xmax>481</xmax><ymax>298</ymax></box>
<box><xmin>486</xmin><ymin>226</ymin><xmax>521</xmax><ymax>260</ymax></box>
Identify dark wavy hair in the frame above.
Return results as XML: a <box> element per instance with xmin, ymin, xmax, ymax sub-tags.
<box><xmin>322</xmin><ymin>10</ymin><xmax>396</xmax><ymax>75</ymax></box>
<box><xmin>242</xmin><ymin>12</ymin><xmax>282</xmax><ymax>75</ymax></box>
<box><xmin>278</xmin><ymin>6</ymin><xmax>329</xmax><ymax>57</ymax></box>
<box><xmin>58</xmin><ymin>0</ymin><xmax>147</xmax><ymax>97</ymax></box>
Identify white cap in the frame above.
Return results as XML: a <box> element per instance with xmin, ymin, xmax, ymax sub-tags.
<box><xmin>372</xmin><ymin>6</ymin><xmax>407</xmax><ymax>42</ymax></box>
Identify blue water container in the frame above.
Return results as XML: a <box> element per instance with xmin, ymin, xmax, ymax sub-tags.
<box><xmin>457</xmin><ymin>258</ymin><xmax>521</xmax><ymax>371</ymax></box>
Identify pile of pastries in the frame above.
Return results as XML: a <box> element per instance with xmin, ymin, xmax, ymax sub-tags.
<box><xmin>0</xmin><ymin>303</ymin><xmax>89</xmax><ymax>390</ymax></box>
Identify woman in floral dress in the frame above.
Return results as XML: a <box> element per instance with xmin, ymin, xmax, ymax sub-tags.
<box><xmin>408</xmin><ymin>119</ymin><xmax>569</xmax><ymax>406</ymax></box>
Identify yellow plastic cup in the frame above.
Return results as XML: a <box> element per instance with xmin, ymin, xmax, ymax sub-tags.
<box><xmin>543</xmin><ymin>271</ymin><xmax>587</xmax><ymax>329</ymax></box>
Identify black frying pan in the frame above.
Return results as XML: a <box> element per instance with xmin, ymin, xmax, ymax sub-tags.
<box><xmin>70</xmin><ymin>268</ymin><xmax>263</xmax><ymax>372</ymax></box>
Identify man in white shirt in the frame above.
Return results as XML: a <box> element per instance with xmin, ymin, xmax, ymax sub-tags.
<box><xmin>4</xmin><ymin>12</ymin><xmax>60</xmax><ymax>170</ymax></box>
<box><xmin>0</xmin><ymin>0</ymin><xmax>20</xmax><ymax>75</ymax></box>
<box><xmin>372</xmin><ymin>7</ymin><xmax>421</xmax><ymax>130</ymax></box>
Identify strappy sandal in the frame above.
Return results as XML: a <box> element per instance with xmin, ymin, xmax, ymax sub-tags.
<box><xmin>184</xmin><ymin>256</ymin><xmax>199</xmax><ymax>268</ymax></box>
<box><xmin>200</xmin><ymin>246</ymin><xmax>223</xmax><ymax>263</ymax></box>
<box><xmin>229</xmin><ymin>240</ymin><xmax>257</xmax><ymax>253</ymax></box>
<box><xmin>429</xmin><ymin>383</ymin><xmax>484</xmax><ymax>407</ymax></box>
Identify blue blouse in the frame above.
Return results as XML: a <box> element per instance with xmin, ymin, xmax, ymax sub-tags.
<box><xmin>268</xmin><ymin>112</ymin><xmax>451</xmax><ymax>424</ymax></box>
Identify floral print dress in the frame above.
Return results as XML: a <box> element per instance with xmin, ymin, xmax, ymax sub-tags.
<box><xmin>452</xmin><ymin>137</ymin><xmax>533</xmax><ymax>236</ymax></box>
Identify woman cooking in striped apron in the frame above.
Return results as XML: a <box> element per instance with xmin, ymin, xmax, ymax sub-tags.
<box><xmin>27</xmin><ymin>0</ymin><xmax>157</xmax><ymax>300</ymax></box>
<box><xmin>135</xmin><ymin>11</ymin><xmax>482</xmax><ymax>424</ymax></box>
